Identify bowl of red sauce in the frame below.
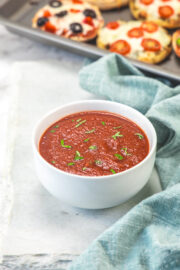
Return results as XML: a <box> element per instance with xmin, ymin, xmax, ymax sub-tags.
<box><xmin>33</xmin><ymin>100</ymin><xmax>157</xmax><ymax>209</ymax></box>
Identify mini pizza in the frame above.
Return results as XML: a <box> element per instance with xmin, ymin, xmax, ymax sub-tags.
<box><xmin>172</xmin><ymin>29</ymin><xmax>180</xmax><ymax>57</ymax></box>
<box><xmin>83</xmin><ymin>0</ymin><xmax>128</xmax><ymax>10</ymax></box>
<box><xmin>97</xmin><ymin>20</ymin><xmax>172</xmax><ymax>64</ymax></box>
<box><xmin>32</xmin><ymin>0</ymin><xmax>104</xmax><ymax>42</ymax></box>
<box><xmin>129</xmin><ymin>0</ymin><xmax>180</xmax><ymax>29</ymax></box>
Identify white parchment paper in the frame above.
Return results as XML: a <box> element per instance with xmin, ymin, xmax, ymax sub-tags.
<box><xmin>2</xmin><ymin>60</ymin><xmax>161</xmax><ymax>256</ymax></box>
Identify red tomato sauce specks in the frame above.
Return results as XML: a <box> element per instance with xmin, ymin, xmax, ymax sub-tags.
<box><xmin>39</xmin><ymin>111</ymin><xmax>149</xmax><ymax>176</ymax></box>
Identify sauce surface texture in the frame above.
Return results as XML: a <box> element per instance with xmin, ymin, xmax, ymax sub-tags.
<box><xmin>39</xmin><ymin>111</ymin><xmax>149</xmax><ymax>176</ymax></box>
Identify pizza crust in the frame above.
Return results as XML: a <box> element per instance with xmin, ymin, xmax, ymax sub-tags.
<box><xmin>137</xmin><ymin>44</ymin><xmax>172</xmax><ymax>64</ymax></box>
<box><xmin>32</xmin><ymin>0</ymin><xmax>104</xmax><ymax>42</ymax></box>
<box><xmin>97</xmin><ymin>20</ymin><xmax>172</xmax><ymax>64</ymax></box>
<box><xmin>83</xmin><ymin>0</ymin><xmax>129</xmax><ymax>10</ymax></box>
<box><xmin>129</xmin><ymin>0</ymin><xmax>180</xmax><ymax>29</ymax></box>
<box><xmin>172</xmin><ymin>30</ymin><xmax>180</xmax><ymax>57</ymax></box>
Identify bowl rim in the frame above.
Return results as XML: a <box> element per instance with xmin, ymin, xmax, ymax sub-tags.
<box><xmin>32</xmin><ymin>99</ymin><xmax>157</xmax><ymax>181</ymax></box>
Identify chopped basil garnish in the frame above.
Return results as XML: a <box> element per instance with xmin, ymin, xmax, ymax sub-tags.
<box><xmin>89</xmin><ymin>145</ymin><xmax>97</xmax><ymax>150</ymax></box>
<box><xmin>85</xmin><ymin>128</ymin><xmax>96</xmax><ymax>134</ymax></box>
<box><xmin>95</xmin><ymin>160</ymin><xmax>102</xmax><ymax>165</ymax></box>
<box><xmin>82</xmin><ymin>167</ymin><xmax>87</xmax><ymax>171</ymax></box>
<box><xmin>114</xmin><ymin>153</ymin><xmax>123</xmax><ymax>160</ymax></box>
<box><xmin>74</xmin><ymin>151</ymin><xmax>84</xmax><ymax>161</ymax></box>
<box><xmin>112</xmin><ymin>131</ymin><xmax>123</xmax><ymax>140</ymax></box>
<box><xmin>54</xmin><ymin>125</ymin><xmax>59</xmax><ymax>128</ymax></box>
<box><xmin>50</xmin><ymin>129</ymin><xmax>56</xmax><ymax>133</ymax></box>
<box><xmin>176</xmin><ymin>37</ymin><xmax>180</xmax><ymax>47</ymax></box>
<box><xmin>110</xmin><ymin>169</ymin><xmax>116</xmax><ymax>174</ymax></box>
<box><xmin>101</xmin><ymin>121</ymin><xmax>106</xmax><ymax>126</ymax></box>
<box><xmin>76</xmin><ymin>150</ymin><xmax>80</xmax><ymax>156</ymax></box>
<box><xmin>60</xmin><ymin>139</ymin><xmax>72</xmax><ymax>148</ymax></box>
<box><xmin>84</xmin><ymin>138</ymin><xmax>90</xmax><ymax>142</ymax></box>
<box><xmin>121</xmin><ymin>147</ymin><xmax>131</xmax><ymax>156</ymax></box>
<box><xmin>51</xmin><ymin>160</ymin><xmax>56</xmax><ymax>164</ymax></box>
<box><xmin>75</xmin><ymin>120</ymin><xmax>86</xmax><ymax>128</ymax></box>
<box><xmin>135</xmin><ymin>133</ymin><xmax>144</xmax><ymax>139</ymax></box>
<box><xmin>113</xmin><ymin>126</ymin><xmax>121</xmax><ymax>129</ymax></box>
<box><xmin>72</xmin><ymin>119</ymin><xmax>75</xmax><ymax>122</ymax></box>
<box><xmin>68</xmin><ymin>162</ymin><xmax>74</xmax><ymax>166</ymax></box>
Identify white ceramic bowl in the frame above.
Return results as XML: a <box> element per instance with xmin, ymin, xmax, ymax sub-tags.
<box><xmin>33</xmin><ymin>100</ymin><xmax>157</xmax><ymax>209</ymax></box>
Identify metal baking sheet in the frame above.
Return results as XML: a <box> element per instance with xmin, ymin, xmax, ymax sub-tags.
<box><xmin>0</xmin><ymin>0</ymin><xmax>180</xmax><ymax>83</ymax></box>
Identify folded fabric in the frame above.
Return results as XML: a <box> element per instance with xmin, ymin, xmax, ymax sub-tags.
<box><xmin>69</xmin><ymin>54</ymin><xmax>180</xmax><ymax>270</ymax></box>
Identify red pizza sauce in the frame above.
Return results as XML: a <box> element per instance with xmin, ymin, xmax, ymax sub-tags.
<box><xmin>39</xmin><ymin>111</ymin><xmax>149</xmax><ymax>176</ymax></box>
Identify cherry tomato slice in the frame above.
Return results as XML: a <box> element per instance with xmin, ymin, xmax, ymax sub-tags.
<box><xmin>62</xmin><ymin>29</ymin><xmax>68</xmax><ymax>36</ymax></box>
<box><xmin>106</xmin><ymin>21</ymin><xmax>120</xmax><ymax>30</ymax></box>
<box><xmin>159</xmin><ymin>5</ymin><xmax>174</xmax><ymax>18</ymax></box>
<box><xmin>45</xmin><ymin>22</ymin><xmax>56</xmax><ymax>33</ymax></box>
<box><xmin>140</xmin><ymin>0</ymin><xmax>153</xmax><ymax>5</ymax></box>
<box><xmin>127</xmin><ymin>27</ymin><xmax>144</xmax><ymax>38</ymax></box>
<box><xmin>110</xmin><ymin>40</ymin><xmax>131</xmax><ymax>55</ymax></box>
<box><xmin>44</xmin><ymin>10</ymin><xmax>51</xmax><ymax>17</ymax></box>
<box><xmin>141</xmin><ymin>21</ymin><xmax>158</xmax><ymax>33</ymax></box>
<box><xmin>70</xmin><ymin>9</ymin><xmax>80</xmax><ymax>13</ymax></box>
<box><xmin>83</xmin><ymin>16</ymin><xmax>94</xmax><ymax>27</ymax></box>
<box><xmin>141</xmin><ymin>38</ymin><xmax>161</xmax><ymax>52</ymax></box>
<box><xmin>72</xmin><ymin>0</ymin><xmax>83</xmax><ymax>3</ymax></box>
<box><xmin>82</xmin><ymin>29</ymin><xmax>96</xmax><ymax>38</ymax></box>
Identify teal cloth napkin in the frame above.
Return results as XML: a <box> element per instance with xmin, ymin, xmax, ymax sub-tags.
<box><xmin>69</xmin><ymin>54</ymin><xmax>180</xmax><ymax>270</ymax></box>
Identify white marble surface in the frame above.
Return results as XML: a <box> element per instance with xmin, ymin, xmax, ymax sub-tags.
<box><xmin>0</xmin><ymin>24</ymin><xmax>85</xmax><ymax>259</ymax></box>
<box><xmin>0</xmin><ymin>25</ymin><xmax>161</xmax><ymax>269</ymax></box>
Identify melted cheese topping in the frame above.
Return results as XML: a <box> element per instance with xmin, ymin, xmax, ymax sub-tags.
<box><xmin>135</xmin><ymin>0</ymin><xmax>180</xmax><ymax>19</ymax></box>
<box><xmin>98</xmin><ymin>21</ymin><xmax>171</xmax><ymax>58</ymax></box>
<box><xmin>35</xmin><ymin>0</ymin><xmax>103</xmax><ymax>36</ymax></box>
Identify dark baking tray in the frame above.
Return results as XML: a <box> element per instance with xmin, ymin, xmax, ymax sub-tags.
<box><xmin>0</xmin><ymin>0</ymin><xmax>180</xmax><ymax>83</ymax></box>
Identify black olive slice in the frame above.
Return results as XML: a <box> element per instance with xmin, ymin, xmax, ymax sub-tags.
<box><xmin>83</xmin><ymin>9</ymin><xmax>96</xmax><ymax>18</ymax></box>
<box><xmin>49</xmin><ymin>0</ymin><xmax>62</xmax><ymax>8</ymax></box>
<box><xmin>70</xmin><ymin>23</ymin><xmax>83</xmax><ymax>34</ymax></box>
<box><xmin>56</xmin><ymin>10</ymin><xmax>68</xmax><ymax>17</ymax></box>
<box><xmin>37</xmin><ymin>17</ymin><xmax>49</xmax><ymax>27</ymax></box>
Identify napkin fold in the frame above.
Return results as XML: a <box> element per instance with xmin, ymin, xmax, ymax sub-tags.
<box><xmin>69</xmin><ymin>54</ymin><xmax>180</xmax><ymax>270</ymax></box>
